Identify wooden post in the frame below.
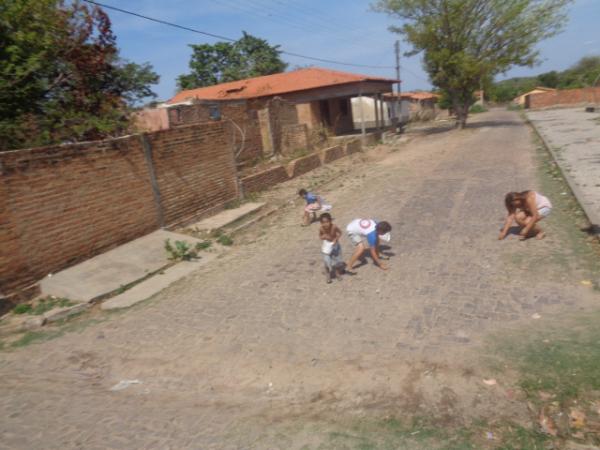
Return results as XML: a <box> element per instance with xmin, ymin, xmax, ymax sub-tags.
<box><xmin>379</xmin><ymin>93</ymin><xmax>385</xmax><ymax>129</ymax></box>
<box><xmin>359</xmin><ymin>85</ymin><xmax>366</xmax><ymax>140</ymax></box>
<box><xmin>374</xmin><ymin>94</ymin><xmax>380</xmax><ymax>130</ymax></box>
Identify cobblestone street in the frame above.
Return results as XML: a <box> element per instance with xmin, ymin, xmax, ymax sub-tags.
<box><xmin>1</xmin><ymin>109</ymin><xmax>599</xmax><ymax>449</ymax></box>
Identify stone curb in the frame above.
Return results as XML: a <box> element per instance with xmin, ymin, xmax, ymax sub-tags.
<box><xmin>43</xmin><ymin>303</ymin><xmax>90</xmax><ymax>323</ymax></box>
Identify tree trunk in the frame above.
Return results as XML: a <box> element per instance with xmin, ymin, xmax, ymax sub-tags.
<box><xmin>459</xmin><ymin>104</ymin><xmax>469</xmax><ymax>129</ymax></box>
<box><xmin>454</xmin><ymin>102</ymin><xmax>469</xmax><ymax>129</ymax></box>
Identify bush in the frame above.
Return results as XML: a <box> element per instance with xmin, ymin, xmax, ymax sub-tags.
<box><xmin>165</xmin><ymin>239</ymin><xmax>197</xmax><ymax>261</ymax></box>
<box><xmin>469</xmin><ymin>104</ymin><xmax>488</xmax><ymax>113</ymax></box>
<box><xmin>195</xmin><ymin>240</ymin><xmax>212</xmax><ymax>251</ymax></box>
<box><xmin>13</xmin><ymin>304</ymin><xmax>32</xmax><ymax>314</ymax></box>
<box><xmin>217</xmin><ymin>234</ymin><xmax>234</xmax><ymax>246</ymax></box>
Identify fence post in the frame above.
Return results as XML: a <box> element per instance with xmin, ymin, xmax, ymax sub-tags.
<box><xmin>140</xmin><ymin>133</ymin><xmax>165</xmax><ymax>228</ymax></box>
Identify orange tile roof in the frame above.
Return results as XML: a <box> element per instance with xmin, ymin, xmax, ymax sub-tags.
<box><xmin>384</xmin><ymin>91</ymin><xmax>439</xmax><ymax>101</ymax></box>
<box><xmin>168</xmin><ymin>67</ymin><xmax>397</xmax><ymax>103</ymax></box>
<box><xmin>401</xmin><ymin>91</ymin><xmax>439</xmax><ymax>101</ymax></box>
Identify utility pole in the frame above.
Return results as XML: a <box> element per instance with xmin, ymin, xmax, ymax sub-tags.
<box><xmin>395</xmin><ymin>40</ymin><xmax>402</xmax><ymax>131</ymax></box>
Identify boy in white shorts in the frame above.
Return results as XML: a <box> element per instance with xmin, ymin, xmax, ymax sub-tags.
<box><xmin>346</xmin><ymin>219</ymin><xmax>392</xmax><ymax>271</ymax></box>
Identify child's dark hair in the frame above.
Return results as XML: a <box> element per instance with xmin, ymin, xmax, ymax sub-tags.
<box><xmin>504</xmin><ymin>191</ymin><xmax>530</xmax><ymax>213</ymax></box>
<box><xmin>376</xmin><ymin>221</ymin><xmax>392</xmax><ymax>234</ymax></box>
<box><xmin>319</xmin><ymin>213</ymin><xmax>332</xmax><ymax>222</ymax></box>
<box><xmin>298</xmin><ymin>188</ymin><xmax>307</xmax><ymax>196</ymax></box>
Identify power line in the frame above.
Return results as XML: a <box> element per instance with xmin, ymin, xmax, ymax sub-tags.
<box><xmin>84</xmin><ymin>0</ymin><xmax>236</xmax><ymax>42</ymax></box>
<box><xmin>82</xmin><ymin>0</ymin><xmax>395</xmax><ymax>70</ymax></box>
<box><xmin>226</xmin><ymin>0</ymin><xmax>395</xmax><ymax>54</ymax></box>
<box><xmin>400</xmin><ymin>64</ymin><xmax>430</xmax><ymax>84</ymax></box>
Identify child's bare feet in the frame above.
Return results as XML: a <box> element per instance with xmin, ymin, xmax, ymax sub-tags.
<box><xmin>536</xmin><ymin>231</ymin><xmax>546</xmax><ymax>240</ymax></box>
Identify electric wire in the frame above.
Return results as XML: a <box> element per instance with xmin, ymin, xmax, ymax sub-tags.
<box><xmin>82</xmin><ymin>0</ymin><xmax>396</xmax><ymax>70</ymax></box>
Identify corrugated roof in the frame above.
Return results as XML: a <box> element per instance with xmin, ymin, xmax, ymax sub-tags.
<box><xmin>168</xmin><ymin>67</ymin><xmax>397</xmax><ymax>103</ymax></box>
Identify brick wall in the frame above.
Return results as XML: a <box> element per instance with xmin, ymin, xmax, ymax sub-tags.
<box><xmin>281</xmin><ymin>124</ymin><xmax>309</xmax><ymax>155</ymax></box>
<box><xmin>0</xmin><ymin>121</ymin><xmax>238</xmax><ymax>299</ymax></box>
<box><xmin>148</xmin><ymin>121</ymin><xmax>239</xmax><ymax>227</ymax></box>
<box><xmin>167</xmin><ymin>101</ymin><xmax>264</xmax><ymax>164</ymax></box>
<box><xmin>320</xmin><ymin>145</ymin><xmax>345</xmax><ymax>164</ymax></box>
<box><xmin>168</xmin><ymin>104</ymin><xmax>212</xmax><ymax>125</ymax></box>
<box><xmin>345</xmin><ymin>139</ymin><xmax>363</xmax><ymax>155</ymax></box>
<box><xmin>0</xmin><ymin>136</ymin><xmax>158</xmax><ymax>296</ymax></box>
<box><xmin>296</xmin><ymin>102</ymin><xmax>319</xmax><ymax>129</ymax></box>
<box><xmin>240</xmin><ymin>165</ymin><xmax>289</xmax><ymax>194</ymax></box>
<box><xmin>221</xmin><ymin>103</ymin><xmax>264</xmax><ymax>164</ymax></box>
<box><xmin>528</xmin><ymin>87</ymin><xmax>600</xmax><ymax>109</ymax></box>
<box><xmin>286</xmin><ymin>153</ymin><xmax>322</xmax><ymax>178</ymax></box>
<box><xmin>266</xmin><ymin>98</ymin><xmax>301</xmax><ymax>156</ymax></box>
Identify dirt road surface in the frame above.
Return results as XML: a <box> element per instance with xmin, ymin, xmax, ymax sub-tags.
<box><xmin>2</xmin><ymin>109</ymin><xmax>599</xmax><ymax>449</ymax></box>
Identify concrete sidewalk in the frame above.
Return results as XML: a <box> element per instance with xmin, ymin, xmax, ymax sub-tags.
<box><xmin>40</xmin><ymin>230</ymin><xmax>207</xmax><ymax>303</ymax></box>
<box><xmin>527</xmin><ymin>108</ymin><xmax>600</xmax><ymax>227</ymax></box>
<box><xmin>189</xmin><ymin>202</ymin><xmax>265</xmax><ymax>231</ymax></box>
<box><xmin>39</xmin><ymin>202</ymin><xmax>268</xmax><ymax>307</ymax></box>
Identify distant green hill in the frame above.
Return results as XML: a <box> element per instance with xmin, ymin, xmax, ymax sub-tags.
<box><xmin>489</xmin><ymin>56</ymin><xmax>600</xmax><ymax>102</ymax></box>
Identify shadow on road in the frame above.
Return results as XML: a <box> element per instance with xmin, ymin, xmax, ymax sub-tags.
<box><xmin>581</xmin><ymin>224</ymin><xmax>600</xmax><ymax>236</ymax></box>
<box><xmin>408</xmin><ymin>118</ymin><xmax>522</xmax><ymax>137</ymax></box>
<box><xmin>466</xmin><ymin>120</ymin><xmax>522</xmax><ymax>129</ymax></box>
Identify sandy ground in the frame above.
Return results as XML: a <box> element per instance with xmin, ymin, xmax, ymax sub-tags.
<box><xmin>1</xmin><ymin>109</ymin><xmax>599</xmax><ymax>449</ymax></box>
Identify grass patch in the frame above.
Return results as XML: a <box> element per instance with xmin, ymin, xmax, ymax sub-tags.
<box><xmin>217</xmin><ymin>234</ymin><xmax>234</xmax><ymax>246</ymax></box>
<box><xmin>301</xmin><ymin>417</ymin><xmax>478</xmax><ymax>450</ymax></box>
<box><xmin>493</xmin><ymin>424</ymin><xmax>549</xmax><ymax>450</ymax></box>
<box><xmin>12</xmin><ymin>304</ymin><xmax>32</xmax><ymax>314</ymax></box>
<box><xmin>3</xmin><ymin>316</ymin><xmax>104</xmax><ymax>351</ymax></box>
<box><xmin>31</xmin><ymin>297</ymin><xmax>74</xmax><ymax>315</ymax></box>
<box><xmin>11</xmin><ymin>296</ymin><xmax>74</xmax><ymax>316</ymax></box>
<box><xmin>311</xmin><ymin>415</ymin><xmax>557</xmax><ymax>449</ymax></box>
<box><xmin>492</xmin><ymin>311</ymin><xmax>600</xmax><ymax>404</ymax></box>
<box><xmin>10</xmin><ymin>330</ymin><xmax>59</xmax><ymax>348</ymax></box>
<box><xmin>484</xmin><ymin>310</ymin><xmax>600</xmax><ymax>446</ymax></box>
<box><xmin>195</xmin><ymin>240</ymin><xmax>212</xmax><ymax>251</ymax></box>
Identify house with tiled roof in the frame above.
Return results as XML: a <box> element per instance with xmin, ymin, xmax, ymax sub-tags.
<box><xmin>166</xmin><ymin>67</ymin><xmax>397</xmax><ymax>138</ymax></box>
<box><xmin>384</xmin><ymin>91</ymin><xmax>440</xmax><ymax>121</ymax></box>
<box><xmin>513</xmin><ymin>87</ymin><xmax>556</xmax><ymax>106</ymax></box>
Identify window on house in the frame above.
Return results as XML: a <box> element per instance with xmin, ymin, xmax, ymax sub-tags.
<box><xmin>209</xmin><ymin>105</ymin><xmax>221</xmax><ymax>120</ymax></box>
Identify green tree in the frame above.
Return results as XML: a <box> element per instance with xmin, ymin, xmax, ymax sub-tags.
<box><xmin>488</xmin><ymin>55</ymin><xmax>600</xmax><ymax>102</ymax></box>
<box><xmin>537</xmin><ymin>70</ymin><xmax>560</xmax><ymax>88</ymax></box>
<box><xmin>487</xmin><ymin>76</ymin><xmax>538</xmax><ymax>102</ymax></box>
<box><xmin>558</xmin><ymin>56</ymin><xmax>600</xmax><ymax>89</ymax></box>
<box><xmin>373</xmin><ymin>0</ymin><xmax>572</xmax><ymax>128</ymax></box>
<box><xmin>0</xmin><ymin>0</ymin><xmax>159</xmax><ymax>151</ymax></box>
<box><xmin>177</xmin><ymin>32</ymin><xmax>287</xmax><ymax>90</ymax></box>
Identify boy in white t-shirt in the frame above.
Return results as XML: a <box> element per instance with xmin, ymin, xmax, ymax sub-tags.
<box><xmin>346</xmin><ymin>219</ymin><xmax>392</xmax><ymax>271</ymax></box>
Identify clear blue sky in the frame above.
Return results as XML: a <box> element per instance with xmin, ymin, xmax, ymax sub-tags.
<box><xmin>105</xmin><ymin>0</ymin><xmax>600</xmax><ymax>102</ymax></box>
